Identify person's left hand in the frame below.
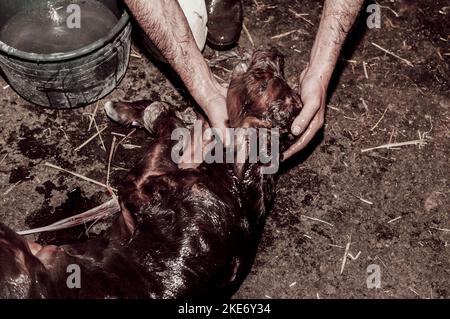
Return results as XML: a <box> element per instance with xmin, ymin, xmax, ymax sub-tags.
<box><xmin>200</xmin><ymin>83</ymin><xmax>229</xmax><ymax>144</ymax></box>
<box><xmin>178</xmin><ymin>80</ymin><xmax>229</xmax><ymax>169</ymax></box>
<box><xmin>283</xmin><ymin>67</ymin><xmax>327</xmax><ymax>161</ymax></box>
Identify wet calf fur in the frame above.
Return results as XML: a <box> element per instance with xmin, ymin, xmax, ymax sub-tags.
<box><xmin>0</xmin><ymin>48</ymin><xmax>301</xmax><ymax>298</ymax></box>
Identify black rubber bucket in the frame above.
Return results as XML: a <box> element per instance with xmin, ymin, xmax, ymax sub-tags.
<box><xmin>0</xmin><ymin>0</ymin><xmax>131</xmax><ymax>108</ymax></box>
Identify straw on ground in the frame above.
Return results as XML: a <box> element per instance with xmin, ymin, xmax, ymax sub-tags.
<box><xmin>361</xmin><ymin>139</ymin><xmax>427</xmax><ymax>153</ymax></box>
<box><xmin>301</xmin><ymin>215</ymin><xmax>334</xmax><ymax>227</ymax></box>
<box><xmin>340</xmin><ymin>235</ymin><xmax>352</xmax><ymax>274</ymax></box>
<box><xmin>242</xmin><ymin>23</ymin><xmax>255</xmax><ymax>47</ymax></box>
<box><xmin>371</xmin><ymin>42</ymin><xmax>414</xmax><ymax>67</ymax></box>
<box><xmin>44</xmin><ymin>162</ymin><xmax>117</xmax><ymax>192</ymax></box>
<box><xmin>74</xmin><ymin>126</ymin><xmax>107</xmax><ymax>152</ymax></box>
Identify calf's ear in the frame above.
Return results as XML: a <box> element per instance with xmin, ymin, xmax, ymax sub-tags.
<box><xmin>104</xmin><ymin>100</ymin><xmax>153</xmax><ymax>128</ymax></box>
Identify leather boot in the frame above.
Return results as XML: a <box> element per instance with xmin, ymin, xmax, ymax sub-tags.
<box><xmin>205</xmin><ymin>0</ymin><xmax>243</xmax><ymax>50</ymax></box>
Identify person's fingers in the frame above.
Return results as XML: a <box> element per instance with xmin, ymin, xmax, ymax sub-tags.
<box><xmin>178</xmin><ymin>119</ymin><xmax>210</xmax><ymax>169</ymax></box>
<box><xmin>299</xmin><ymin>67</ymin><xmax>308</xmax><ymax>84</ymax></box>
<box><xmin>292</xmin><ymin>71</ymin><xmax>326</xmax><ymax>136</ymax></box>
<box><xmin>283</xmin><ymin>110</ymin><xmax>325</xmax><ymax>161</ymax></box>
<box><xmin>290</xmin><ymin>94</ymin><xmax>321</xmax><ymax>136</ymax></box>
<box><xmin>209</xmin><ymin>118</ymin><xmax>231</xmax><ymax>148</ymax></box>
<box><xmin>203</xmin><ymin>94</ymin><xmax>230</xmax><ymax>147</ymax></box>
<box><xmin>208</xmin><ymin>79</ymin><xmax>228</xmax><ymax>99</ymax></box>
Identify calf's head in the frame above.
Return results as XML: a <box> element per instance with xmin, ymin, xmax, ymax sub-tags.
<box><xmin>226</xmin><ymin>48</ymin><xmax>302</xmax><ymax>165</ymax></box>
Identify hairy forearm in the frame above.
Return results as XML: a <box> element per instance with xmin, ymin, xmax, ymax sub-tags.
<box><xmin>124</xmin><ymin>0</ymin><xmax>218</xmax><ymax>105</ymax></box>
<box><xmin>308</xmin><ymin>0</ymin><xmax>364</xmax><ymax>85</ymax></box>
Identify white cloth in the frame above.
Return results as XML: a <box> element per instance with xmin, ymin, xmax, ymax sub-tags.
<box><xmin>177</xmin><ymin>0</ymin><xmax>208</xmax><ymax>51</ymax></box>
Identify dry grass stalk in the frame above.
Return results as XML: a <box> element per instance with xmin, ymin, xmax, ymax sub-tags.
<box><xmin>340</xmin><ymin>235</ymin><xmax>352</xmax><ymax>274</ymax></box>
<box><xmin>242</xmin><ymin>23</ymin><xmax>255</xmax><ymax>47</ymax></box>
<box><xmin>272</xmin><ymin>29</ymin><xmax>309</xmax><ymax>40</ymax></box>
<box><xmin>74</xmin><ymin>126</ymin><xmax>107</xmax><ymax>152</ymax></box>
<box><xmin>288</xmin><ymin>9</ymin><xmax>314</xmax><ymax>26</ymax></box>
<box><xmin>106</xmin><ymin>137</ymin><xmax>117</xmax><ymax>188</ymax></box>
<box><xmin>388</xmin><ymin>216</ymin><xmax>402</xmax><ymax>224</ymax></box>
<box><xmin>3</xmin><ymin>181</ymin><xmax>21</xmax><ymax>196</ymax></box>
<box><xmin>88</xmin><ymin>102</ymin><xmax>100</xmax><ymax>131</ymax></box>
<box><xmin>431</xmin><ymin>226</ymin><xmax>450</xmax><ymax>232</ymax></box>
<box><xmin>363</xmin><ymin>61</ymin><xmax>369</xmax><ymax>79</ymax></box>
<box><xmin>301</xmin><ymin>215</ymin><xmax>334</xmax><ymax>227</ymax></box>
<box><xmin>93</xmin><ymin>118</ymin><xmax>107</xmax><ymax>152</ymax></box>
<box><xmin>370</xmin><ymin>105</ymin><xmax>389</xmax><ymax>131</ymax></box>
<box><xmin>371</xmin><ymin>42</ymin><xmax>414</xmax><ymax>67</ymax></box>
<box><xmin>44</xmin><ymin>162</ymin><xmax>117</xmax><ymax>192</ymax></box>
<box><xmin>361</xmin><ymin>139</ymin><xmax>427</xmax><ymax>153</ymax></box>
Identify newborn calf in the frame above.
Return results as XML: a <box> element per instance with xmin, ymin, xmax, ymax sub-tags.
<box><xmin>0</xmin><ymin>48</ymin><xmax>301</xmax><ymax>298</ymax></box>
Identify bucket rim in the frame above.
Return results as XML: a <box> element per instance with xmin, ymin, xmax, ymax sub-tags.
<box><xmin>0</xmin><ymin>5</ymin><xmax>130</xmax><ymax>63</ymax></box>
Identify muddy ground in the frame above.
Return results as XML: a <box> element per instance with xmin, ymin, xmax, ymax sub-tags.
<box><xmin>0</xmin><ymin>0</ymin><xmax>449</xmax><ymax>298</ymax></box>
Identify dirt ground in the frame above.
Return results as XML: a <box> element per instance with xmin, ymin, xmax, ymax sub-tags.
<box><xmin>0</xmin><ymin>0</ymin><xmax>449</xmax><ymax>299</ymax></box>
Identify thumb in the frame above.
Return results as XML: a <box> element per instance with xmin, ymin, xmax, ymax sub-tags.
<box><xmin>291</xmin><ymin>94</ymin><xmax>321</xmax><ymax>136</ymax></box>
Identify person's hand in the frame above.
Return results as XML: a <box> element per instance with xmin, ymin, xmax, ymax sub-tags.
<box><xmin>283</xmin><ymin>67</ymin><xmax>327</xmax><ymax>161</ymax></box>
<box><xmin>178</xmin><ymin>80</ymin><xmax>229</xmax><ymax>169</ymax></box>
<box><xmin>199</xmin><ymin>82</ymin><xmax>229</xmax><ymax>145</ymax></box>
<box><xmin>125</xmin><ymin>0</ymin><xmax>230</xmax><ymax>144</ymax></box>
